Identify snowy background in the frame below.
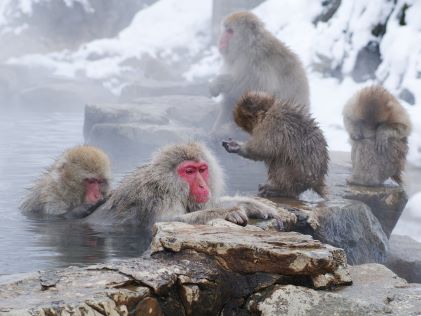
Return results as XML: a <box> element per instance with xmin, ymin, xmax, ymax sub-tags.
<box><xmin>0</xmin><ymin>0</ymin><xmax>420</xmax><ymax>239</ymax></box>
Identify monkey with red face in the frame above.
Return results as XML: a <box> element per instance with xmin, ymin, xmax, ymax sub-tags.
<box><xmin>86</xmin><ymin>142</ymin><xmax>289</xmax><ymax>231</ymax></box>
<box><xmin>210</xmin><ymin>11</ymin><xmax>310</xmax><ymax>136</ymax></box>
<box><xmin>20</xmin><ymin>145</ymin><xmax>111</xmax><ymax>218</ymax></box>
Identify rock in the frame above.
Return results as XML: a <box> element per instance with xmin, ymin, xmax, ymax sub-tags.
<box><xmin>351</xmin><ymin>41</ymin><xmax>382</xmax><ymax>82</ymax></box>
<box><xmin>151</xmin><ymin>222</ymin><xmax>352</xmax><ymax>289</ymax></box>
<box><xmin>328</xmin><ymin>155</ymin><xmax>408</xmax><ymax>238</ymax></box>
<box><xmin>19</xmin><ymin>79</ymin><xmax>117</xmax><ymax>111</ymax></box>
<box><xmin>385</xmin><ymin>234</ymin><xmax>421</xmax><ymax>283</ymax></box>
<box><xmin>246</xmin><ymin>264</ymin><xmax>421</xmax><ymax>316</ymax></box>
<box><xmin>265</xmin><ymin>196</ymin><xmax>389</xmax><ymax>265</ymax></box>
<box><xmin>120</xmin><ymin>80</ymin><xmax>209</xmax><ymax>101</ymax></box>
<box><xmin>84</xmin><ymin>95</ymin><xmax>219</xmax><ymax>165</ymax></box>
<box><xmin>0</xmin><ymin>0</ymin><xmax>149</xmax><ymax>60</ymax></box>
<box><xmin>0</xmin><ymin>221</ymin><xmax>353</xmax><ymax>315</ymax></box>
<box><xmin>314</xmin><ymin>0</ymin><xmax>342</xmax><ymax>23</ymax></box>
<box><xmin>398</xmin><ymin>88</ymin><xmax>416</xmax><ymax>105</ymax></box>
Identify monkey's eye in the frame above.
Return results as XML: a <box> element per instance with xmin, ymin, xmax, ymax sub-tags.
<box><xmin>226</xmin><ymin>28</ymin><xmax>234</xmax><ymax>34</ymax></box>
<box><xmin>185</xmin><ymin>168</ymin><xmax>195</xmax><ymax>175</ymax></box>
<box><xmin>86</xmin><ymin>178</ymin><xmax>97</xmax><ymax>184</ymax></box>
<box><xmin>199</xmin><ymin>167</ymin><xmax>208</xmax><ymax>173</ymax></box>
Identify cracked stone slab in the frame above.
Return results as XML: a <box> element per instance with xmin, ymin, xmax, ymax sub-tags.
<box><xmin>151</xmin><ymin>222</ymin><xmax>352</xmax><ymax>288</ymax></box>
<box><xmin>247</xmin><ymin>264</ymin><xmax>421</xmax><ymax>316</ymax></box>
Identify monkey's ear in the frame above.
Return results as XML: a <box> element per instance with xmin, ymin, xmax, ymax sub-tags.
<box><xmin>239</xmin><ymin>92</ymin><xmax>258</xmax><ymax>111</ymax></box>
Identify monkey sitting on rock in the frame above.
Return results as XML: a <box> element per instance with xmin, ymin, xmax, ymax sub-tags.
<box><xmin>343</xmin><ymin>85</ymin><xmax>411</xmax><ymax>186</ymax></box>
<box><xmin>86</xmin><ymin>142</ymin><xmax>291</xmax><ymax>231</ymax></box>
<box><xmin>20</xmin><ymin>145</ymin><xmax>111</xmax><ymax>218</ymax></box>
<box><xmin>222</xmin><ymin>92</ymin><xmax>329</xmax><ymax>199</ymax></box>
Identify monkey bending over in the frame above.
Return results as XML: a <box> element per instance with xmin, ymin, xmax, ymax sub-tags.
<box><xmin>86</xmin><ymin>142</ymin><xmax>287</xmax><ymax>230</ymax></box>
<box><xmin>222</xmin><ymin>92</ymin><xmax>329</xmax><ymax>198</ymax></box>
<box><xmin>343</xmin><ymin>85</ymin><xmax>411</xmax><ymax>186</ymax></box>
<box><xmin>210</xmin><ymin>11</ymin><xmax>310</xmax><ymax>135</ymax></box>
<box><xmin>20</xmin><ymin>145</ymin><xmax>111</xmax><ymax>218</ymax></box>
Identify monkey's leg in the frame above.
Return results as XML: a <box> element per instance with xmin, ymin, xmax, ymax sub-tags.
<box><xmin>258</xmin><ymin>183</ymin><xmax>288</xmax><ymax>198</ymax></box>
<box><xmin>348</xmin><ymin>140</ymin><xmax>384</xmax><ymax>186</ymax></box>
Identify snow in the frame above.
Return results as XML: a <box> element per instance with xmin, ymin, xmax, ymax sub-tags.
<box><xmin>7</xmin><ymin>0</ymin><xmax>213</xmax><ymax>79</ymax></box>
<box><xmin>1</xmin><ymin>0</ymin><xmax>421</xmax><ymax>235</ymax></box>
<box><xmin>393</xmin><ymin>191</ymin><xmax>421</xmax><ymax>242</ymax></box>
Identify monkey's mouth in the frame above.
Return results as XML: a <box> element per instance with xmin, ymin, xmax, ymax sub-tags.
<box><xmin>194</xmin><ymin>195</ymin><xmax>209</xmax><ymax>203</ymax></box>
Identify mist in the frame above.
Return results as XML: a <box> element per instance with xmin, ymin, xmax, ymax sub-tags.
<box><xmin>0</xmin><ymin>0</ymin><xmax>420</xmax><ymax>275</ymax></box>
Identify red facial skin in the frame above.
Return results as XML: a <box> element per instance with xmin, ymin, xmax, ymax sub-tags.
<box><xmin>84</xmin><ymin>178</ymin><xmax>104</xmax><ymax>204</ymax></box>
<box><xmin>218</xmin><ymin>27</ymin><xmax>233</xmax><ymax>54</ymax></box>
<box><xmin>177</xmin><ymin>161</ymin><xmax>210</xmax><ymax>204</ymax></box>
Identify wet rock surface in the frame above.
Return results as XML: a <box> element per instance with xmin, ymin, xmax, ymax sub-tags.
<box><xmin>151</xmin><ymin>222</ymin><xmax>352</xmax><ymax>289</ymax></box>
<box><xmin>386</xmin><ymin>234</ymin><xmax>421</xmax><ymax>284</ymax></box>
<box><xmin>0</xmin><ymin>222</ymin><xmax>351</xmax><ymax>316</ymax></box>
<box><xmin>248</xmin><ymin>264</ymin><xmax>421</xmax><ymax>316</ymax></box>
<box><xmin>84</xmin><ymin>95</ymin><xmax>219</xmax><ymax>165</ymax></box>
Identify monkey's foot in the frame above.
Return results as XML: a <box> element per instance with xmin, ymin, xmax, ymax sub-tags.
<box><xmin>346</xmin><ymin>177</ymin><xmax>383</xmax><ymax>187</ymax></box>
<box><xmin>258</xmin><ymin>185</ymin><xmax>292</xmax><ymax>198</ymax></box>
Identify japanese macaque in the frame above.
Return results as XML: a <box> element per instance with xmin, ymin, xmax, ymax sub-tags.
<box><xmin>210</xmin><ymin>11</ymin><xmax>310</xmax><ymax>135</ymax></box>
<box><xmin>343</xmin><ymin>85</ymin><xmax>411</xmax><ymax>186</ymax></box>
<box><xmin>222</xmin><ymin>92</ymin><xmax>328</xmax><ymax>198</ymax></box>
<box><xmin>20</xmin><ymin>145</ymin><xmax>111</xmax><ymax>218</ymax></box>
<box><xmin>86</xmin><ymin>142</ymin><xmax>289</xmax><ymax>231</ymax></box>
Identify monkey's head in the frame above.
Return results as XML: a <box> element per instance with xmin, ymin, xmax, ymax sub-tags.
<box><xmin>57</xmin><ymin>145</ymin><xmax>111</xmax><ymax>205</ymax></box>
<box><xmin>234</xmin><ymin>91</ymin><xmax>275</xmax><ymax>133</ymax></box>
<box><xmin>219</xmin><ymin>11</ymin><xmax>264</xmax><ymax>59</ymax></box>
<box><xmin>151</xmin><ymin>143</ymin><xmax>224</xmax><ymax>209</ymax></box>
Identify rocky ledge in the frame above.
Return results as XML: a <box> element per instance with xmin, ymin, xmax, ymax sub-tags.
<box><xmin>1</xmin><ymin>222</ymin><xmax>421</xmax><ymax>316</ymax></box>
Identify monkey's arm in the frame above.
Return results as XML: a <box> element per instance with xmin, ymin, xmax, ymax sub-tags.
<box><xmin>219</xmin><ymin>196</ymin><xmax>294</xmax><ymax>230</ymax></box>
<box><xmin>209</xmin><ymin>74</ymin><xmax>234</xmax><ymax>97</ymax></box>
<box><xmin>376</xmin><ymin>123</ymin><xmax>410</xmax><ymax>152</ymax></box>
<box><xmin>63</xmin><ymin>199</ymin><xmax>106</xmax><ymax>219</ymax></box>
<box><xmin>343</xmin><ymin>116</ymin><xmax>364</xmax><ymax>140</ymax></box>
<box><xmin>172</xmin><ymin>207</ymin><xmax>248</xmax><ymax>226</ymax></box>
<box><xmin>222</xmin><ymin>139</ymin><xmax>267</xmax><ymax>161</ymax></box>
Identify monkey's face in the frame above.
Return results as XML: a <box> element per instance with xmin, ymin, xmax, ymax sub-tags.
<box><xmin>83</xmin><ymin>177</ymin><xmax>107</xmax><ymax>204</ymax></box>
<box><xmin>177</xmin><ymin>160</ymin><xmax>210</xmax><ymax>204</ymax></box>
<box><xmin>219</xmin><ymin>25</ymin><xmax>234</xmax><ymax>55</ymax></box>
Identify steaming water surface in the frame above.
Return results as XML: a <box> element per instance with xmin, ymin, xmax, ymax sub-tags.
<box><xmin>0</xmin><ymin>110</ymin><xmax>265</xmax><ymax>275</ymax></box>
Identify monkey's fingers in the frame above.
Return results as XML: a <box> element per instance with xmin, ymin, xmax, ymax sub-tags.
<box><xmin>225</xmin><ymin>210</ymin><xmax>248</xmax><ymax>226</ymax></box>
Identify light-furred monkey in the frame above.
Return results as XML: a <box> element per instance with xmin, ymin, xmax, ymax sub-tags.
<box><xmin>222</xmin><ymin>92</ymin><xmax>328</xmax><ymax>198</ymax></box>
<box><xmin>209</xmin><ymin>11</ymin><xmax>310</xmax><ymax>137</ymax></box>
<box><xmin>343</xmin><ymin>85</ymin><xmax>411</xmax><ymax>186</ymax></box>
<box><xmin>86</xmin><ymin>142</ymin><xmax>294</xmax><ymax>231</ymax></box>
<box><xmin>21</xmin><ymin>145</ymin><xmax>111</xmax><ymax>218</ymax></box>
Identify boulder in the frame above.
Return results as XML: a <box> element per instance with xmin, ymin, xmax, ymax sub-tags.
<box><xmin>19</xmin><ymin>79</ymin><xmax>117</xmax><ymax>112</ymax></box>
<box><xmin>151</xmin><ymin>222</ymin><xmax>352</xmax><ymax>289</ymax></box>
<box><xmin>84</xmin><ymin>95</ymin><xmax>219</xmax><ymax>165</ymax></box>
<box><xmin>120</xmin><ymin>80</ymin><xmax>209</xmax><ymax>101</ymax></box>
<box><xmin>265</xmin><ymin>197</ymin><xmax>389</xmax><ymax>265</ymax></box>
<box><xmin>247</xmin><ymin>264</ymin><xmax>421</xmax><ymax>316</ymax></box>
<box><xmin>327</xmin><ymin>156</ymin><xmax>408</xmax><ymax>238</ymax></box>
<box><xmin>385</xmin><ymin>234</ymin><xmax>421</xmax><ymax>283</ymax></box>
<box><xmin>0</xmin><ymin>223</ymin><xmax>352</xmax><ymax>315</ymax></box>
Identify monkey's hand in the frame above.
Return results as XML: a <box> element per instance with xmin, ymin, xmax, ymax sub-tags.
<box><xmin>225</xmin><ymin>207</ymin><xmax>248</xmax><ymax>227</ymax></box>
<box><xmin>209</xmin><ymin>74</ymin><xmax>233</xmax><ymax>97</ymax></box>
<box><xmin>222</xmin><ymin>139</ymin><xmax>241</xmax><ymax>153</ymax></box>
<box><xmin>375</xmin><ymin>130</ymin><xmax>389</xmax><ymax>153</ymax></box>
<box><xmin>64</xmin><ymin>199</ymin><xmax>106</xmax><ymax>219</ymax></box>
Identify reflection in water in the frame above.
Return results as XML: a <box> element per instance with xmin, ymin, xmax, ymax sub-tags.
<box><xmin>0</xmin><ymin>110</ymin><xmax>265</xmax><ymax>275</ymax></box>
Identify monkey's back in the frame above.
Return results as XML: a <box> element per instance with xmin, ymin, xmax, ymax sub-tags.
<box><xmin>258</xmin><ymin>102</ymin><xmax>329</xmax><ymax>195</ymax></box>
